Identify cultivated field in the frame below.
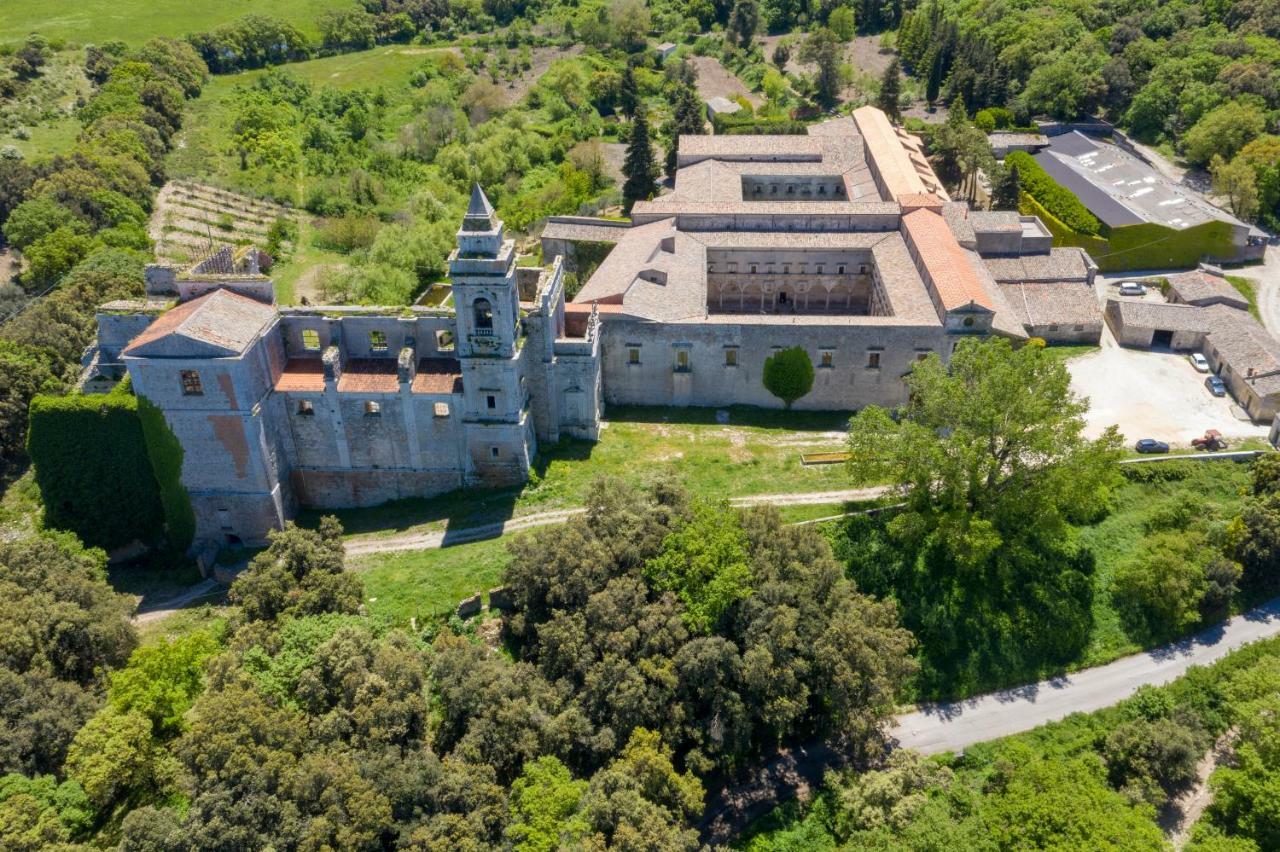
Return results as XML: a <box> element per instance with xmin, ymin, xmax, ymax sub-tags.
<box><xmin>149</xmin><ymin>180</ymin><xmax>298</xmax><ymax>266</ymax></box>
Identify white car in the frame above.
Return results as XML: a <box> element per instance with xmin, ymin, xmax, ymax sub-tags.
<box><xmin>1118</xmin><ymin>281</ymin><xmax>1147</xmax><ymax>296</ymax></box>
<box><xmin>1189</xmin><ymin>353</ymin><xmax>1210</xmax><ymax>373</ymax></box>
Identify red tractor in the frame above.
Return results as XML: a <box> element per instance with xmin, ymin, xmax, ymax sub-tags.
<box><xmin>1191</xmin><ymin>430</ymin><xmax>1229</xmax><ymax>451</ymax></box>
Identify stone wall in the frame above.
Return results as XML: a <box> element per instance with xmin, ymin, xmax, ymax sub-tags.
<box><xmin>599</xmin><ymin>317</ymin><xmax>950</xmax><ymax>410</ymax></box>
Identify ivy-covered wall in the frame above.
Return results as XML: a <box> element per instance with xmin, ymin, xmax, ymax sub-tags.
<box><xmin>27</xmin><ymin>383</ymin><xmax>193</xmax><ymax>551</ymax></box>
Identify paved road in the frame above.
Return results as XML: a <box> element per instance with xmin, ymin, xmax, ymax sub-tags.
<box><xmin>702</xmin><ymin>595</ymin><xmax>1280</xmax><ymax>843</ymax></box>
<box><xmin>894</xmin><ymin>596</ymin><xmax>1280</xmax><ymax>755</ymax></box>
<box><xmin>1241</xmin><ymin>244</ymin><xmax>1280</xmax><ymax>335</ymax></box>
<box><xmin>343</xmin><ymin>486</ymin><xmax>890</xmax><ymax>557</ymax></box>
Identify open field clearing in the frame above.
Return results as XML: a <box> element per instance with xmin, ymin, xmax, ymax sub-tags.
<box><xmin>0</xmin><ymin>0</ymin><xmax>351</xmax><ymax>46</ymax></box>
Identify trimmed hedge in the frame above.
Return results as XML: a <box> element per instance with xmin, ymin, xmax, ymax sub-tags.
<box><xmin>28</xmin><ymin>386</ymin><xmax>166</xmax><ymax>551</ymax></box>
<box><xmin>1006</xmin><ymin>151</ymin><xmax>1102</xmax><ymax>236</ymax></box>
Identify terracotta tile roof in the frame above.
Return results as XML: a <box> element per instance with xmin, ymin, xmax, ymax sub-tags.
<box><xmin>412</xmin><ymin>358</ymin><xmax>463</xmax><ymax>394</ymax></box>
<box><xmin>852</xmin><ymin>106</ymin><xmax>948</xmax><ymax>201</ymax></box>
<box><xmin>900</xmin><ymin>208</ymin><xmax>994</xmax><ymax>312</ymax></box>
<box><xmin>338</xmin><ymin>359</ymin><xmax>399</xmax><ymax>393</ymax></box>
<box><xmin>1166</xmin><ymin>270</ymin><xmax>1249</xmax><ymax>308</ymax></box>
<box><xmin>275</xmin><ymin>358</ymin><xmax>325</xmax><ymax>392</ymax></box>
<box><xmin>123</xmin><ymin>288</ymin><xmax>275</xmax><ymax>357</ymax></box>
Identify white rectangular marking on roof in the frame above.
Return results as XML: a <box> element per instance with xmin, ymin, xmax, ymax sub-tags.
<box><xmin>1132</xmin><ymin>187</ymin><xmax>1154</xmax><ymax>198</ymax></box>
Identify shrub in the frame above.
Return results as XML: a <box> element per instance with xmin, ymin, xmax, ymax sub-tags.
<box><xmin>312</xmin><ymin>215</ymin><xmax>382</xmax><ymax>253</ymax></box>
<box><xmin>762</xmin><ymin>346</ymin><xmax>814</xmax><ymax>409</ymax></box>
<box><xmin>1103</xmin><ymin>716</ymin><xmax>1205</xmax><ymax>806</ymax></box>
<box><xmin>1112</xmin><ymin>530</ymin><xmax>1211</xmax><ymax>639</ymax></box>
<box><xmin>1006</xmin><ymin>151</ymin><xmax>1101</xmax><ymax>235</ymax></box>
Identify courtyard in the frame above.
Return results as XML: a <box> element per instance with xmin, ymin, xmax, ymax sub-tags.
<box><xmin>1068</xmin><ymin>329</ymin><xmax>1270</xmax><ymax>447</ymax></box>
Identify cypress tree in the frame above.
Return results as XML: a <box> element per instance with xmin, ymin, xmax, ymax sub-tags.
<box><xmin>618</xmin><ymin>65</ymin><xmax>638</xmax><ymax>119</ymax></box>
<box><xmin>623</xmin><ymin>107</ymin><xmax>658</xmax><ymax>213</ymax></box>
<box><xmin>878</xmin><ymin>57</ymin><xmax>902</xmax><ymax>120</ymax></box>
<box><xmin>664</xmin><ymin>83</ymin><xmax>706</xmax><ymax>179</ymax></box>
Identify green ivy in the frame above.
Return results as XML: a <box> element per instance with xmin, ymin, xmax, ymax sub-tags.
<box><xmin>137</xmin><ymin>395</ymin><xmax>196</xmax><ymax>551</ymax></box>
<box><xmin>1006</xmin><ymin>151</ymin><xmax>1102</xmax><ymax>235</ymax></box>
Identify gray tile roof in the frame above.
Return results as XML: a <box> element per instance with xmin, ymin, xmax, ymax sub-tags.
<box><xmin>1166</xmin><ymin>269</ymin><xmax>1248</xmax><ymax>309</ymax></box>
<box><xmin>999</xmin><ymin>281</ymin><xmax>1101</xmax><ymax>328</ymax></box>
<box><xmin>123</xmin><ymin>288</ymin><xmax>276</xmax><ymax>358</ymax></box>
<box><xmin>983</xmin><ymin>248</ymin><xmax>1091</xmax><ymax>283</ymax></box>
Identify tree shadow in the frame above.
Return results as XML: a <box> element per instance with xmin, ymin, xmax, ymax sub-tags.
<box><xmin>605</xmin><ymin>403</ymin><xmax>853</xmax><ymax>433</ymax></box>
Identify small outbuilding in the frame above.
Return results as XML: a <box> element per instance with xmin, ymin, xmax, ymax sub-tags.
<box><xmin>705</xmin><ymin>96</ymin><xmax>742</xmax><ymax>119</ymax></box>
<box><xmin>656</xmin><ymin>42</ymin><xmax>677</xmax><ymax>61</ymax></box>
<box><xmin>1165</xmin><ymin>265</ymin><xmax>1249</xmax><ymax>311</ymax></box>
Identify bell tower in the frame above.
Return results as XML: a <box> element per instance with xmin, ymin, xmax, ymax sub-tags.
<box><xmin>448</xmin><ymin>184</ymin><xmax>534</xmax><ymax>484</ymax></box>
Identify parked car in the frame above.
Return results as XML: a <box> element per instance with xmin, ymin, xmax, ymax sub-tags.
<box><xmin>1134</xmin><ymin>438</ymin><xmax>1170</xmax><ymax>454</ymax></box>
<box><xmin>1189</xmin><ymin>353</ymin><xmax>1210</xmax><ymax>373</ymax></box>
<box><xmin>1205</xmin><ymin>375</ymin><xmax>1227</xmax><ymax>397</ymax></box>
<box><xmin>1118</xmin><ymin>281</ymin><xmax>1147</xmax><ymax>296</ymax></box>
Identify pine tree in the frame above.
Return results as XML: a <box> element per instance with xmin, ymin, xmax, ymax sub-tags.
<box><xmin>623</xmin><ymin>107</ymin><xmax>658</xmax><ymax>213</ymax></box>
<box><xmin>618</xmin><ymin>65</ymin><xmax>639</xmax><ymax>119</ymax></box>
<box><xmin>925</xmin><ymin>48</ymin><xmax>944</xmax><ymax>105</ymax></box>
<box><xmin>664</xmin><ymin>83</ymin><xmax>706</xmax><ymax>179</ymax></box>
<box><xmin>992</xmin><ymin>163</ymin><xmax>1021</xmax><ymax>211</ymax></box>
<box><xmin>878</xmin><ymin>57</ymin><xmax>902</xmax><ymax>121</ymax></box>
<box><xmin>726</xmin><ymin>0</ymin><xmax>759</xmax><ymax>50</ymax></box>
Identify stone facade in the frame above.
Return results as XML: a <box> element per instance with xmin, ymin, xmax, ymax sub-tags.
<box><xmin>95</xmin><ymin>186</ymin><xmax>601</xmax><ymax>546</ymax></box>
<box><xmin>89</xmin><ymin>107</ymin><xmax>1103</xmax><ymax>548</ymax></box>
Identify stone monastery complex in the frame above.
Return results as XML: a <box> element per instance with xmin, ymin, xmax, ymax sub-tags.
<box><xmin>87</xmin><ymin>106</ymin><xmax>1101</xmax><ymax>547</ymax></box>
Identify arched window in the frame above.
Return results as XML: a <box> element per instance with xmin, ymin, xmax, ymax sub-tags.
<box><xmin>473</xmin><ymin>298</ymin><xmax>494</xmax><ymax>331</ymax></box>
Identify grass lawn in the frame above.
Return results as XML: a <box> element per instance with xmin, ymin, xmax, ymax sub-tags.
<box><xmin>357</xmin><ymin>537</ymin><xmax>512</xmax><ymax>624</ymax></box>
<box><xmin>308</xmin><ymin>405</ymin><xmax>853</xmax><ymax>540</ymax></box>
<box><xmin>1226</xmin><ymin>274</ymin><xmax>1262</xmax><ymax>322</ymax></box>
<box><xmin>1040</xmin><ymin>343</ymin><xmax>1100</xmax><ymax>365</ymax></box>
<box><xmin>137</xmin><ymin>605</ymin><xmax>230</xmax><ymax>644</ymax></box>
<box><xmin>0</xmin><ymin>0</ymin><xmax>351</xmax><ymax>46</ymax></box>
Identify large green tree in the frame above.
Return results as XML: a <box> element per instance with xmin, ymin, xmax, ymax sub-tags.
<box><xmin>845</xmin><ymin>338</ymin><xmax>1123</xmax><ymax>693</ymax></box>
<box><xmin>621</xmin><ymin>107</ymin><xmax>658</xmax><ymax>214</ymax></box>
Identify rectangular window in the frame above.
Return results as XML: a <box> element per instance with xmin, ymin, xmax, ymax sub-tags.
<box><xmin>301</xmin><ymin>329</ymin><xmax>320</xmax><ymax>351</ymax></box>
<box><xmin>486</xmin><ymin>394</ymin><xmax>497</xmax><ymax>410</ymax></box>
<box><xmin>434</xmin><ymin>402</ymin><xmax>450</xmax><ymax>417</ymax></box>
<box><xmin>837</xmin><ymin>265</ymin><xmax>846</xmax><ymax>275</ymax></box>
<box><xmin>628</xmin><ymin>347</ymin><xmax>641</xmax><ymax>365</ymax></box>
<box><xmin>820</xmin><ymin>351</ymin><xmax>834</xmax><ymax>368</ymax></box>
<box><xmin>867</xmin><ymin>352</ymin><xmax>881</xmax><ymax>369</ymax></box>
<box><xmin>490</xmin><ymin>446</ymin><xmax>500</xmax><ymax>458</ymax></box>
<box><xmin>297</xmin><ymin>400</ymin><xmax>314</xmax><ymax>416</ymax></box>
<box><xmin>436</xmin><ymin>329</ymin><xmax>455</xmax><ymax>352</ymax></box>
<box><xmin>725</xmin><ymin>348</ymin><xmax>738</xmax><ymax>367</ymax></box>
<box><xmin>369</xmin><ymin>330</ymin><xmax>388</xmax><ymax>352</ymax></box>
<box><xmin>365</xmin><ymin>401</ymin><xmax>381</xmax><ymax>416</ymax></box>
<box><xmin>816</xmin><ymin>264</ymin><xmax>824</xmax><ymax>275</ymax></box>
<box><xmin>180</xmin><ymin>370</ymin><xmax>203</xmax><ymax>396</ymax></box>
<box><xmin>675</xmin><ymin>350</ymin><xmax>690</xmax><ymax>372</ymax></box>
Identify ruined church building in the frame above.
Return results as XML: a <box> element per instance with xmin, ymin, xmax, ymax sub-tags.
<box><xmin>88</xmin><ymin>106</ymin><xmax>1097</xmax><ymax>546</ymax></box>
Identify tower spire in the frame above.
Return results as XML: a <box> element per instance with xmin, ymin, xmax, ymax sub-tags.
<box><xmin>462</xmin><ymin>183</ymin><xmax>497</xmax><ymax>231</ymax></box>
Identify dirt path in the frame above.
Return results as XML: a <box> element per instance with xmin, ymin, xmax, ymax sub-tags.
<box><xmin>1165</xmin><ymin>730</ymin><xmax>1237</xmax><ymax>849</ymax></box>
<box><xmin>1241</xmin><ymin>245</ymin><xmax>1280</xmax><ymax>336</ymax></box>
<box><xmin>131</xmin><ymin>577</ymin><xmax>224</xmax><ymax>625</ymax></box>
<box><xmin>343</xmin><ymin>486</ymin><xmax>891</xmax><ymax>558</ymax></box>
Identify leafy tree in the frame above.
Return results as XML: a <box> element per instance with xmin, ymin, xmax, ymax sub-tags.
<box><xmin>1183</xmin><ymin>101</ymin><xmax>1267</xmax><ymax>167</ymax></box>
<box><xmin>1103</xmin><ymin>716</ymin><xmax>1205</xmax><ymax>807</ymax></box>
<box><xmin>645</xmin><ymin>500</ymin><xmax>753</xmax><ymax>633</ymax></box>
<box><xmin>578</xmin><ymin>728</ymin><xmax>703</xmax><ymax>849</ymax></box>
<box><xmin>65</xmin><ymin>707</ymin><xmax>172</xmax><ymax>813</ymax></box>
<box><xmin>772</xmin><ymin>40</ymin><xmax>791</xmax><ymax>69</ymax></box>
<box><xmin>108</xmin><ymin>631</ymin><xmax>220</xmax><ymax>738</ymax></box>
<box><xmin>762</xmin><ymin>346</ymin><xmax>814</xmax><ymax>409</ymax></box>
<box><xmin>1212</xmin><ymin>154</ymin><xmax>1260</xmax><ymax>221</ymax></box>
<box><xmin>726</xmin><ymin>0</ymin><xmax>760</xmax><ymax>50</ymax></box>
<box><xmin>622</xmin><ymin>107</ymin><xmax>658</xmax><ymax>214</ymax></box>
<box><xmin>505</xmin><ymin>756</ymin><xmax>589</xmax><ymax>851</ymax></box>
<box><xmin>1112</xmin><ymin>531</ymin><xmax>1212</xmax><ymax>639</ymax></box>
<box><xmin>22</xmin><ymin>227</ymin><xmax>99</xmax><ymax>288</ymax></box>
<box><xmin>0</xmin><ymin>773</ymin><xmax>93</xmax><ymax>851</ymax></box>
<box><xmin>991</xmin><ymin>163</ymin><xmax>1021</xmax><ymax>211</ymax></box>
<box><xmin>229</xmin><ymin>517</ymin><xmax>362</xmax><ymax>623</ymax></box>
<box><xmin>877</xmin><ymin>57</ymin><xmax>902</xmax><ymax>121</ymax></box>
<box><xmin>828</xmin><ymin>6</ymin><xmax>857</xmax><ymax>40</ymax></box>
<box><xmin>1230</xmin><ymin>491</ymin><xmax>1280</xmax><ymax>591</ymax></box>
<box><xmin>2</xmin><ymin>196</ymin><xmax>85</xmax><ymax>252</ymax></box>
<box><xmin>930</xmin><ymin>99</ymin><xmax>992</xmax><ymax>197</ymax></box>
<box><xmin>828</xmin><ymin>750</ymin><xmax>954</xmax><ymax>839</ymax></box>
<box><xmin>801</xmin><ymin>29</ymin><xmax>844</xmax><ymax>107</ymax></box>
<box><xmin>610</xmin><ymin>0</ymin><xmax>651</xmax><ymax>53</ymax></box>
<box><xmin>846</xmin><ymin>338</ymin><xmax>1123</xmax><ymax>692</ymax></box>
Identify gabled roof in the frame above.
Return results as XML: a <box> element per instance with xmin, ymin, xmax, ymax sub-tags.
<box><xmin>123</xmin><ymin>289</ymin><xmax>276</xmax><ymax>358</ymax></box>
<box><xmin>900</xmin><ymin>208</ymin><xmax>994</xmax><ymax>312</ymax></box>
